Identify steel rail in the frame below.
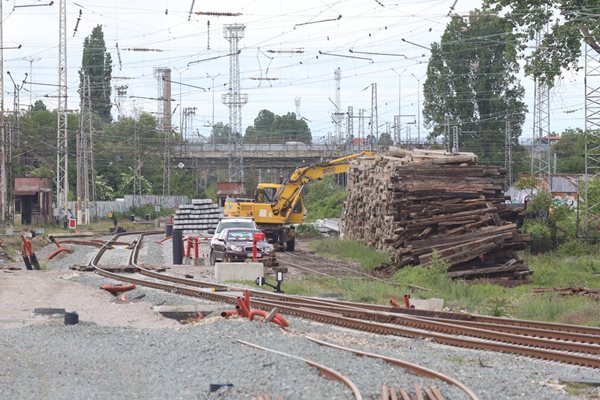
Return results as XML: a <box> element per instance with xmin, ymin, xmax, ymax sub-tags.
<box><xmin>231</xmin><ymin>295</ymin><xmax>600</xmax><ymax>346</ymax></box>
<box><xmin>280</xmin><ymin>251</ymin><xmax>400</xmax><ymax>286</ymax></box>
<box><xmin>130</xmin><ymin>233</ymin><xmax>600</xmax><ymax>340</ymax></box>
<box><xmin>91</xmin><ymin>232</ymin><xmax>600</xmax><ymax>369</ymax></box>
<box><xmin>307</xmin><ymin>337</ymin><xmax>479</xmax><ymax>400</ymax></box>
<box><xmin>236</xmin><ymin>339</ymin><xmax>363</xmax><ymax>400</ymax></box>
<box><xmin>242</xmin><ymin>297</ymin><xmax>600</xmax><ymax>356</ymax></box>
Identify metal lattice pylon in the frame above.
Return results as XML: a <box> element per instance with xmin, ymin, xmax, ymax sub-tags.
<box><xmin>583</xmin><ymin>44</ymin><xmax>600</xmax><ymax>237</ymax></box>
<box><xmin>530</xmin><ymin>32</ymin><xmax>551</xmax><ymax>178</ymax></box>
<box><xmin>222</xmin><ymin>24</ymin><xmax>248</xmax><ymax>183</ymax></box>
<box><xmin>56</xmin><ymin>0</ymin><xmax>69</xmax><ymax>217</ymax></box>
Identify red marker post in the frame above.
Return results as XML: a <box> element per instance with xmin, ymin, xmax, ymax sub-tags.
<box><xmin>252</xmin><ymin>232</ymin><xmax>266</xmax><ymax>260</ymax></box>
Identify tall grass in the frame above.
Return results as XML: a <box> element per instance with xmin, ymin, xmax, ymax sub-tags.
<box><xmin>307</xmin><ymin>238</ymin><xmax>390</xmax><ymax>270</ymax></box>
<box><xmin>298</xmin><ymin>238</ymin><xmax>600</xmax><ymax>325</ymax></box>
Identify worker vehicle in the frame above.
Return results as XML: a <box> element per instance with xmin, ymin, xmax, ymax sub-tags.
<box><xmin>209</xmin><ymin>228</ymin><xmax>275</xmax><ymax>266</ymax></box>
<box><xmin>224</xmin><ymin>151</ymin><xmax>373</xmax><ymax>251</ymax></box>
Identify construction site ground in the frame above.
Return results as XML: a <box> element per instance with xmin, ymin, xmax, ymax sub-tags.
<box><xmin>0</xmin><ymin>236</ymin><xmax>362</xmax><ymax>330</ymax></box>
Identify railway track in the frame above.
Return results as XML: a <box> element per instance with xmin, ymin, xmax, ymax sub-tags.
<box><xmin>91</xmin><ymin>231</ymin><xmax>600</xmax><ymax>371</ymax></box>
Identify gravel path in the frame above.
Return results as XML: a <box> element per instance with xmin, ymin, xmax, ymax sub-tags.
<box><xmin>0</xmin><ymin>233</ymin><xmax>597</xmax><ymax>399</ymax></box>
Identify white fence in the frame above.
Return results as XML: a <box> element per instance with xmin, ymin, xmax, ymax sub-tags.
<box><xmin>67</xmin><ymin>195</ymin><xmax>190</xmax><ymax>218</ymax></box>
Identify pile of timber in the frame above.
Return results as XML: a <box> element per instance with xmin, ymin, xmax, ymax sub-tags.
<box><xmin>342</xmin><ymin>147</ymin><xmax>531</xmax><ymax>280</ymax></box>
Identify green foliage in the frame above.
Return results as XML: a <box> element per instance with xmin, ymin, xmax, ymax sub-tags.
<box><xmin>95</xmin><ymin>175</ymin><xmax>115</xmax><ymax>201</ymax></box>
<box><xmin>554</xmin><ymin>128</ymin><xmax>585</xmax><ymax>173</ymax></box>
<box><xmin>483</xmin><ymin>0</ymin><xmax>600</xmax><ymax>86</ymax></box>
<box><xmin>423</xmin><ymin>11</ymin><xmax>526</xmax><ymax>165</ymax></box>
<box><xmin>245</xmin><ymin>109</ymin><xmax>311</xmax><ymax>144</ymax></box>
<box><xmin>31</xmin><ymin>100</ymin><xmax>47</xmax><ymax>112</ymax></box>
<box><xmin>117</xmin><ymin>167</ymin><xmax>153</xmax><ymax>196</ymax></box>
<box><xmin>29</xmin><ymin>167</ymin><xmax>53</xmax><ymax>178</ymax></box>
<box><xmin>295</xmin><ymin>236</ymin><xmax>600</xmax><ymax>325</ymax></box>
<box><xmin>514</xmin><ymin>175</ymin><xmax>537</xmax><ymax>192</ymax></box>
<box><xmin>303</xmin><ymin>177</ymin><xmax>347</xmax><ymax>221</ymax></box>
<box><xmin>557</xmin><ymin>239</ymin><xmax>600</xmax><ymax>257</ymax></box>
<box><xmin>308</xmin><ymin>238</ymin><xmax>390</xmax><ymax>270</ymax></box>
<box><xmin>393</xmin><ymin>252</ymin><xmax>453</xmax><ymax>295</ymax></box>
<box><xmin>295</xmin><ymin>224</ymin><xmax>323</xmax><ymax>238</ymax></box>
<box><xmin>209</xmin><ymin>122</ymin><xmax>235</xmax><ymax>144</ymax></box>
<box><xmin>525</xmin><ymin>190</ymin><xmax>551</xmax><ymax>222</ymax></box>
<box><xmin>79</xmin><ymin>25</ymin><xmax>112</xmax><ymax>122</ymax></box>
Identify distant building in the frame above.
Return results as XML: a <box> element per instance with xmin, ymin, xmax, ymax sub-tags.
<box><xmin>506</xmin><ymin>174</ymin><xmax>579</xmax><ymax>207</ymax></box>
<box><xmin>14</xmin><ymin>177</ymin><xmax>53</xmax><ymax>225</ymax></box>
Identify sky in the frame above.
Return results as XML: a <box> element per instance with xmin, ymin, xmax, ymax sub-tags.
<box><xmin>0</xmin><ymin>0</ymin><xmax>587</xmax><ymax>146</ymax></box>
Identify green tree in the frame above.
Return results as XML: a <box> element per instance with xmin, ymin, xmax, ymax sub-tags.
<box><xmin>423</xmin><ymin>11</ymin><xmax>526</xmax><ymax>165</ymax></box>
<box><xmin>31</xmin><ymin>100</ymin><xmax>47</xmax><ymax>112</ymax></box>
<box><xmin>484</xmin><ymin>0</ymin><xmax>600</xmax><ymax>86</ymax></box>
<box><xmin>79</xmin><ymin>25</ymin><xmax>112</xmax><ymax>122</ymax></box>
<box><xmin>554</xmin><ymin>128</ymin><xmax>585</xmax><ymax>173</ymax></box>
<box><xmin>245</xmin><ymin>110</ymin><xmax>311</xmax><ymax>144</ymax></box>
<box><xmin>98</xmin><ymin>113</ymin><xmax>163</xmax><ymax>195</ymax></box>
<box><xmin>209</xmin><ymin>122</ymin><xmax>235</xmax><ymax>145</ymax></box>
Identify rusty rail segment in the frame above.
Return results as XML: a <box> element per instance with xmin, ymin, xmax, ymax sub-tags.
<box><xmin>236</xmin><ymin>339</ymin><xmax>363</xmax><ymax>400</ymax></box>
<box><xmin>307</xmin><ymin>337</ymin><xmax>479</xmax><ymax>400</ymax></box>
<box><xmin>91</xmin><ymin>232</ymin><xmax>600</xmax><ymax>369</ymax></box>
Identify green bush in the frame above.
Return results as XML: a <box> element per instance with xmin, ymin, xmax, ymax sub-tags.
<box><xmin>303</xmin><ymin>177</ymin><xmax>347</xmax><ymax>222</ymax></box>
<box><xmin>295</xmin><ymin>224</ymin><xmax>322</xmax><ymax>238</ymax></box>
<box><xmin>557</xmin><ymin>239</ymin><xmax>600</xmax><ymax>257</ymax></box>
<box><xmin>308</xmin><ymin>238</ymin><xmax>390</xmax><ymax>270</ymax></box>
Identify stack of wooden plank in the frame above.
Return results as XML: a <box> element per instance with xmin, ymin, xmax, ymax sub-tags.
<box><xmin>342</xmin><ymin>148</ymin><xmax>530</xmax><ymax>280</ymax></box>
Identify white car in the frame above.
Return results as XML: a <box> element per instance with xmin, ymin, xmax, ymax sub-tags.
<box><xmin>209</xmin><ymin>218</ymin><xmax>258</xmax><ymax>247</ymax></box>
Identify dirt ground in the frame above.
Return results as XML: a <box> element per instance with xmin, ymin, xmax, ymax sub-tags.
<box><xmin>0</xmin><ymin>269</ymin><xmax>181</xmax><ymax>329</ymax></box>
<box><xmin>0</xmin><ymin>237</ymin><xmax>361</xmax><ymax>330</ymax></box>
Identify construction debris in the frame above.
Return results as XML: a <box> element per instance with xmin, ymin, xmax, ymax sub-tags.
<box><xmin>342</xmin><ymin>147</ymin><xmax>531</xmax><ymax>280</ymax></box>
<box><xmin>533</xmin><ymin>287</ymin><xmax>600</xmax><ymax>300</ymax></box>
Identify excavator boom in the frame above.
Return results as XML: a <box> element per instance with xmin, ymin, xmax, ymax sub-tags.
<box><xmin>223</xmin><ymin>151</ymin><xmax>373</xmax><ymax>250</ymax></box>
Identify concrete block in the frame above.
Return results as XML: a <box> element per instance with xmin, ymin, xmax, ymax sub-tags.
<box><xmin>411</xmin><ymin>298</ymin><xmax>444</xmax><ymax>311</ymax></box>
<box><xmin>215</xmin><ymin>262</ymin><xmax>264</xmax><ymax>282</ymax></box>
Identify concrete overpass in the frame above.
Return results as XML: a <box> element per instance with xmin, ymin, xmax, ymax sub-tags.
<box><xmin>173</xmin><ymin>142</ymin><xmax>378</xmax><ymax>171</ymax></box>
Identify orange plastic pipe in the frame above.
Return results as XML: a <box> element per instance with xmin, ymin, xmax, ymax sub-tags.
<box><xmin>390</xmin><ymin>298</ymin><xmax>402</xmax><ymax>308</ymax></box>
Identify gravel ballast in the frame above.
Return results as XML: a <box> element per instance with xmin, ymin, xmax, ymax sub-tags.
<box><xmin>0</xmin><ymin>233</ymin><xmax>598</xmax><ymax>399</ymax></box>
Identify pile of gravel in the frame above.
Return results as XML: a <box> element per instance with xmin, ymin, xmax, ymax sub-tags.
<box><xmin>0</xmin><ymin>315</ymin><xmax>594</xmax><ymax>399</ymax></box>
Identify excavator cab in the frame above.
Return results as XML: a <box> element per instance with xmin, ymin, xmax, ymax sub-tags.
<box><xmin>255</xmin><ymin>184</ymin><xmax>279</xmax><ymax>203</ymax></box>
<box><xmin>254</xmin><ymin>184</ymin><xmax>304</xmax><ymax>224</ymax></box>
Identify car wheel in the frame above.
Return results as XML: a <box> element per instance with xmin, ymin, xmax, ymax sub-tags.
<box><xmin>209</xmin><ymin>251</ymin><xmax>216</xmax><ymax>266</ymax></box>
<box><xmin>286</xmin><ymin>237</ymin><xmax>295</xmax><ymax>252</ymax></box>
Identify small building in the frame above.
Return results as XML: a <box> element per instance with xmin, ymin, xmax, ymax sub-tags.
<box><xmin>14</xmin><ymin>177</ymin><xmax>53</xmax><ymax>225</ymax></box>
<box><xmin>506</xmin><ymin>174</ymin><xmax>580</xmax><ymax>207</ymax></box>
<box><xmin>216</xmin><ymin>181</ymin><xmax>245</xmax><ymax>206</ymax></box>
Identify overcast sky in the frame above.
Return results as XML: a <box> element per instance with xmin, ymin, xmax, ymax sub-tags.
<box><xmin>1</xmin><ymin>0</ymin><xmax>585</xmax><ymax>144</ymax></box>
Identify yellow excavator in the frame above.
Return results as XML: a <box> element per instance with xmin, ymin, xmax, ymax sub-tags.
<box><xmin>224</xmin><ymin>151</ymin><xmax>373</xmax><ymax>251</ymax></box>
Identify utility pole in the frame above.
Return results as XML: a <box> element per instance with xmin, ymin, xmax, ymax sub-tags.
<box><xmin>133</xmin><ymin>108</ymin><xmax>141</xmax><ymax>207</ymax></box>
<box><xmin>154</xmin><ymin>67</ymin><xmax>172</xmax><ymax>196</ymax></box>
<box><xmin>56</xmin><ymin>0</ymin><xmax>69</xmax><ymax>219</ymax></box>
<box><xmin>207</xmin><ymin>72</ymin><xmax>221</xmax><ymax>145</ymax></box>
<box><xmin>333</xmin><ymin>67</ymin><xmax>342</xmax><ymax>143</ymax></box>
<box><xmin>358</xmin><ymin>109</ymin><xmax>365</xmax><ymax>151</ymax></box>
<box><xmin>114</xmin><ymin>85</ymin><xmax>128</xmax><ymax>119</ymax></box>
<box><xmin>505</xmin><ymin>120</ymin><xmax>513</xmax><ymax>189</ymax></box>
<box><xmin>0</xmin><ymin>0</ymin><xmax>6</xmax><ymax>223</ymax></box>
<box><xmin>370</xmin><ymin>83</ymin><xmax>378</xmax><ymax>149</ymax></box>
<box><xmin>23</xmin><ymin>57</ymin><xmax>41</xmax><ymax>109</ymax></box>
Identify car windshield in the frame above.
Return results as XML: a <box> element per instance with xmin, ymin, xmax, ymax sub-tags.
<box><xmin>226</xmin><ymin>230</ymin><xmax>258</xmax><ymax>241</ymax></box>
<box><xmin>217</xmin><ymin>220</ymin><xmax>255</xmax><ymax>233</ymax></box>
